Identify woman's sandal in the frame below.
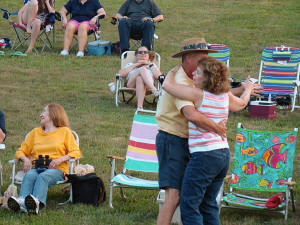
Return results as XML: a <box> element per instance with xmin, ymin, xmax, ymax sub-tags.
<box><xmin>10</xmin><ymin>51</ymin><xmax>27</xmax><ymax>57</ymax></box>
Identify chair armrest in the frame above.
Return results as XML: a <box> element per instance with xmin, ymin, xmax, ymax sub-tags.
<box><xmin>111</xmin><ymin>16</ymin><xmax>118</xmax><ymax>25</ymax></box>
<box><xmin>282</xmin><ymin>181</ymin><xmax>296</xmax><ymax>186</ymax></box>
<box><xmin>116</xmin><ymin>73</ymin><xmax>121</xmax><ymax>80</ymax></box>
<box><xmin>107</xmin><ymin>155</ymin><xmax>126</xmax><ymax>161</ymax></box>
<box><xmin>293</xmin><ymin>80</ymin><xmax>300</xmax><ymax>86</ymax></box>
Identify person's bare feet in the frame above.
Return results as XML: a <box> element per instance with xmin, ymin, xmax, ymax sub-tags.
<box><xmin>26</xmin><ymin>25</ymin><xmax>32</xmax><ymax>33</ymax></box>
<box><xmin>25</xmin><ymin>48</ymin><xmax>33</xmax><ymax>54</ymax></box>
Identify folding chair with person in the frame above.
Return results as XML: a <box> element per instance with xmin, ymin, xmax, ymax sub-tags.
<box><xmin>257</xmin><ymin>46</ymin><xmax>300</xmax><ymax>111</ymax></box>
<box><xmin>220</xmin><ymin>123</ymin><xmax>298</xmax><ymax>220</ymax></box>
<box><xmin>107</xmin><ymin>110</ymin><xmax>159</xmax><ymax>208</ymax></box>
<box><xmin>114</xmin><ymin>50</ymin><xmax>163</xmax><ymax>108</ymax></box>
<box><xmin>0</xmin><ymin>0</ymin><xmax>58</xmax><ymax>53</ymax></box>
<box><xmin>9</xmin><ymin>130</ymin><xmax>80</xmax><ymax>205</ymax></box>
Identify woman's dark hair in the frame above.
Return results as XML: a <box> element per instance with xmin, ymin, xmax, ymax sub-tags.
<box><xmin>38</xmin><ymin>0</ymin><xmax>53</xmax><ymax>14</ymax></box>
<box><xmin>198</xmin><ymin>57</ymin><xmax>230</xmax><ymax>95</ymax></box>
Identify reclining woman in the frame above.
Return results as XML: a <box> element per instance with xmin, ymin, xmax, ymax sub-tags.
<box><xmin>119</xmin><ymin>46</ymin><xmax>163</xmax><ymax>109</ymax></box>
<box><xmin>163</xmin><ymin>57</ymin><xmax>255</xmax><ymax>225</ymax></box>
<box><xmin>60</xmin><ymin>0</ymin><xmax>106</xmax><ymax>57</ymax></box>
<box><xmin>7</xmin><ymin>103</ymin><xmax>81</xmax><ymax>214</ymax></box>
<box><xmin>18</xmin><ymin>0</ymin><xmax>55</xmax><ymax>53</ymax></box>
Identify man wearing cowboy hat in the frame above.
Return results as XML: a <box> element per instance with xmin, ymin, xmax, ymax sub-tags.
<box><xmin>155</xmin><ymin>37</ymin><xmax>261</xmax><ymax>225</ymax></box>
<box><xmin>156</xmin><ymin>37</ymin><xmax>227</xmax><ymax>225</ymax></box>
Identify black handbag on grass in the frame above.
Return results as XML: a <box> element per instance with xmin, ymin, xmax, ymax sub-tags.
<box><xmin>67</xmin><ymin>173</ymin><xmax>106</xmax><ymax>206</ymax></box>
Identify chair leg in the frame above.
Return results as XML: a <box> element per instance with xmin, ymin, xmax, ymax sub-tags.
<box><xmin>290</xmin><ymin>189</ymin><xmax>296</xmax><ymax>212</ymax></box>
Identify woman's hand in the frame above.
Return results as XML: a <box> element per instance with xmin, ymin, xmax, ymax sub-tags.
<box><xmin>23</xmin><ymin>157</ymin><xmax>32</xmax><ymax>172</ymax></box>
<box><xmin>90</xmin><ymin>16</ymin><xmax>97</xmax><ymax>27</ymax></box>
<box><xmin>62</xmin><ymin>18</ymin><xmax>68</xmax><ymax>29</ymax></box>
<box><xmin>49</xmin><ymin>158</ymin><xmax>63</xmax><ymax>169</ymax></box>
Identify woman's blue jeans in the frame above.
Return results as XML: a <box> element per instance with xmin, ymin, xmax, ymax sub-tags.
<box><xmin>19</xmin><ymin>168</ymin><xmax>64</xmax><ymax>206</ymax></box>
<box><xmin>180</xmin><ymin>148</ymin><xmax>230</xmax><ymax>225</ymax></box>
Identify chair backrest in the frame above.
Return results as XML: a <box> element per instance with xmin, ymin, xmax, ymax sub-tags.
<box><xmin>121</xmin><ymin>51</ymin><xmax>161</xmax><ymax>70</ymax></box>
<box><xmin>208</xmin><ymin>43</ymin><xmax>230</xmax><ymax>67</ymax></box>
<box><xmin>259</xmin><ymin>46</ymin><xmax>300</xmax><ymax>96</ymax></box>
<box><xmin>123</xmin><ymin>111</ymin><xmax>158</xmax><ymax>173</ymax></box>
<box><xmin>230</xmin><ymin>124</ymin><xmax>298</xmax><ymax>193</ymax></box>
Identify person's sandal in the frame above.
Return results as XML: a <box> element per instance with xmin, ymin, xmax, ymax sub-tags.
<box><xmin>10</xmin><ymin>51</ymin><xmax>27</xmax><ymax>56</ymax></box>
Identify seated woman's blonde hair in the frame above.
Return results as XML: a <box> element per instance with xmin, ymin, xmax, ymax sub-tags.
<box><xmin>47</xmin><ymin>103</ymin><xmax>69</xmax><ymax>128</ymax></box>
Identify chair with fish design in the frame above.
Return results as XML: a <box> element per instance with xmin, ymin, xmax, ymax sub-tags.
<box><xmin>257</xmin><ymin>46</ymin><xmax>300</xmax><ymax>111</ymax></box>
<box><xmin>106</xmin><ymin>109</ymin><xmax>159</xmax><ymax>208</ymax></box>
<box><xmin>220</xmin><ymin>123</ymin><xmax>298</xmax><ymax>220</ymax></box>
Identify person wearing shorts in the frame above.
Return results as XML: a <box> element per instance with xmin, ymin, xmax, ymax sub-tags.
<box><xmin>60</xmin><ymin>0</ymin><xmax>106</xmax><ymax>57</ymax></box>
<box><xmin>0</xmin><ymin>110</ymin><xmax>6</xmax><ymax>143</ymax></box>
<box><xmin>155</xmin><ymin>37</ymin><xmax>226</xmax><ymax>225</ymax></box>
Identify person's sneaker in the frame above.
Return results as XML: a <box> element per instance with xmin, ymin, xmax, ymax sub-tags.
<box><xmin>76</xmin><ymin>51</ymin><xmax>84</xmax><ymax>57</ymax></box>
<box><xmin>60</xmin><ymin>50</ymin><xmax>69</xmax><ymax>56</ymax></box>
<box><xmin>25</xmin><ymin>194</ymin><xmax>39</xmax><ymax>215</ymax></box>
<box><xmin>7</xmin><ymin>196</ymin><xmax>24</xmax><ymax>212</ymax></box>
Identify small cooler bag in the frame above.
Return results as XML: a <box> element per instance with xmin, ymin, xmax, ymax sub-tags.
<box><xmin>87</xmin><ymin>40</ymin><xmax>111</xmax><ymax>56</ymax></box>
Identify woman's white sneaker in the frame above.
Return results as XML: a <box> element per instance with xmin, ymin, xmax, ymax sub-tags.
<box><xmin>76</xmin><ymin>51</ymin><xmax>84</xmax><ymax>57</ymax></box>
<box><xmin>25</xmin><ymin>194</ymin><xmax>39</xmax><ymax>215</ymax></box>
<box><xmin>7</xmin><ymin>196</ymin><xmax>24</xmax><ymax>212</ymax></box>
<box><xmin>60</xmin><ymin>50</ymin><xmax>69</xmax><ymax>56</ymax></box>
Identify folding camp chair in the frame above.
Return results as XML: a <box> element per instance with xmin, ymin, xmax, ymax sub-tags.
<box><xmin>115</xmin><ymin>51</ymin><xmax>161</xmax><ymax>107</ymax></box>
<box><xmin>107</xmin><ymin>110</ymin><xmax>159</xmax><ymax>208</ymax></box>
<box><xmin>258</xmin><ymin>46</ymin><xmax>300</xmax><ymax>111</ymax></box>
<box><xmin>208</xmin><ymin>43</ymin><xmax>230</xmax><ymax>67</ymax></box>
<box><xmin>8</xmin><ymin>130</ymin><xmax>80</xmax><ymax>204</ymax></box>
<box><xmin>220</xmin><ymin>123</ymin><xmax>298</xmax><ymax>220</ymax></box>
<box><xmin>0</xmin><ymin>6</ymin><xmax>57</xmax><ymax>53</ymax></box>
<box><xmin>111</xmin><ymin>16</ymin><xmax>159</xmax><ymax>51</ymax></box>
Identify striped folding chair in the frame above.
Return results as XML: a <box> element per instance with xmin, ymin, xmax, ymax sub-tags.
<box><xmin>258</xmin><ymin>46</ymin><xmax>300</xmax><ymax>111</ymax></box>
<box><xmin>208</xmin><ymin>43</ymin><xmax>230</xmax><ymax>67</ymax></box>
<box><xmin>107</xmin><ymin>110</ymin><xmax>159</xmax><ymax>208</ymax></box>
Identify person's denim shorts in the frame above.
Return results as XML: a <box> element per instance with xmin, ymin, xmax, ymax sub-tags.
<box><xmin>156</xmin><ymin>130</ymin><xmax>190</xmax><ymax>190</ymax></box>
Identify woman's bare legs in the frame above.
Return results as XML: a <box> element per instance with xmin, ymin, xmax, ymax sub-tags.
<box><xmin>62</xmin><ymin>22</ymin><xmax>77</xmax><ymax>52</ymax></box>
<box><xmin>127</xmin><ymin>67</ymin><xmax>158</xmax><ymax>108</ymax></box>
<box><xmin>77</xmin><ymin>23</ymin><xmax>90</xmax><ymax>52</ymax></box>
<box><xmin>25</xmin><ymin>19</ymin><xmax>42</xmax><ymax>53</ymax></box>
<box><xmin>135</xmin><ymin>76</ymin><xmax>147</xmax><ymax>109</ymax></box>
<box><xmin>21</xmin><ymin>0</ymin><xmax>38</xmax><ymax>33</ymax></box>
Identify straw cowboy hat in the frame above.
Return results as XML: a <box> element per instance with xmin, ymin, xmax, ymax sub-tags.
<box><xmin>172</xmin><ymin>37</ymin><xmax>218</xmax><ymax>58</ymax></box>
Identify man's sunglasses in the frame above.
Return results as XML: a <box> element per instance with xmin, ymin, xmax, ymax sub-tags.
<box><xmin>136</xmin><ymin>51</ymin><xmax>149</xmax><ymax>55</ymax></box>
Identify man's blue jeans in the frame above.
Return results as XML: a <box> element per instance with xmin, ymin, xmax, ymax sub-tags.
<box><xmin>180</xmin><ymin>148</ymin><xmax>230</xmax><ymax>225</ymax></box>
<box><xmin>118</xmin><ymin>19</ymin><xmax>155</xmax><ymax>51</ymax></box>
<box><xmin>19</xmin><ymin>168</ymin><xmax>64</xmax><ymax>206</ymax></box>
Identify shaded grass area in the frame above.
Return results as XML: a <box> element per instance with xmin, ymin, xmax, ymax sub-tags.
<box><xmin>0</xmin><ymin>0</ymin><xmax>300</xmax><ymax>224</ymax></box>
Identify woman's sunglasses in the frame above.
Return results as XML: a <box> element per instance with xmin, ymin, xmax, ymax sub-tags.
<box><xmin>136</xmin><ymin>51</ymin><xmax>149</xmax><ymax>55</ymax></box>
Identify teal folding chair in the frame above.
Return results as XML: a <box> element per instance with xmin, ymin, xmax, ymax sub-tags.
<box><xmin>220</xmin><ymin>123</ymin><xmax>298</xmax><ymax>220</ymax></box>
<box><xmin>107</xmin><ymin>110</ymin><xmax>159</xmax><ymax>208</ymax></box>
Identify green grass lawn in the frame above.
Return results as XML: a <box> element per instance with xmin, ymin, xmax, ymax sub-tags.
<box><xmin>0</xmin><ymin>0</ymin><xmax>300</xmax><ymax>224</ymax></box>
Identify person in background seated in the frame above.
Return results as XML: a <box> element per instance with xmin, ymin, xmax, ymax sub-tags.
<box><xmin>115</xmin><ymin>0</ymin><xmax>164</xmax><ymax>53</ymax></box>
<box><xmin>0</xmin><ymin>110</ymin><xmax>6</xmax><ymax>143</ymax></box>
<box><xmin>118</xmin><ymin>46</ymin><xmax>163</xmax><ymax>109</ymax></box>
<box><xmin>163</xmin><ymin>58</ymin><xmax>254</xmax><ymax>225</ymax></box>
<box><xmin>7</xmin><ymin>103</ymin><xmax>81</xmax><ymax>214</ymax></box>
<box><xmin>60</xmin><ymin>0</ymin><xmax>106</xmax><ymax>57</ymax></box>
<box><xmin>18</xmin><ymin>0</ymin><xmax>55</xmax><ymax>53</ymax></box>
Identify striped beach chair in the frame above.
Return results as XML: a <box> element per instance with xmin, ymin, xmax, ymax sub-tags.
<box><xmin>220</xmin><ymin>123</ymin><xmax>298</xmax><ymax>220</ymax></box>
<box><xmin>208</xmin><ymin>43</ymin><xmax>230</xmax><ymax>67</ymax></box>
<box><xmin>107</xmin><ymin>110</ymin><xmax>159</xmax><ymax>208</ymax></box>
<box><xmin>258</xmin><ymin>46</ymin><xmax>300</xmax><ymax>111</ymax></box>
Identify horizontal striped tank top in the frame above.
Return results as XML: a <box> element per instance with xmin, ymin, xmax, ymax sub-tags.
<box><xmin>189</xmin><ymin>90</ymin><xmax>229</xmax><ymax>153</ymax></box>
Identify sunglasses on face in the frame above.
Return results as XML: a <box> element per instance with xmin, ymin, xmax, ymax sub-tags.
<box><xmin>136</xmin><ymin>51</ymin><xmax>149</xmax><ymax>55</ymax></box>
<box><xmin>183</xmin><ymin>43</ymin><xmax>209</xmax><ymax>50</ymax></box>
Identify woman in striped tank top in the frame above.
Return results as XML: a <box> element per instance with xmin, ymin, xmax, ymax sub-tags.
<box><xmin>162</xmin><ymin>56</ymin><xmax>255</xmax><ymax>225</ymax></box>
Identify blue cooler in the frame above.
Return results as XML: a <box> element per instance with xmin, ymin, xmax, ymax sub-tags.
<box><xmin>87</xmin><ymin>40</ymin><xmax>111</xmax><ymax>56</ymax></box>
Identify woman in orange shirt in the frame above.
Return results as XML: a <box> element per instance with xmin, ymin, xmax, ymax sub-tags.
<box><xmin>8</xmin><ymin>103</ymin><xmax>81</xmax><ymax>214</ymax></box>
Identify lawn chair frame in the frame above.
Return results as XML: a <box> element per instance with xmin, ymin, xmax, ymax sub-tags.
<box><xmin>258</xmin><ymin>46</ymin><xmax>300</xmax><ymax>111</ymax></box>
<box><xmin>9</xmin><ymin>130</ymin><xmax>80</xmax><ymax>205</ymax></box>
<box><xmin>107</xmin><ymin>109</ymin><xmax>159</xmax><ymax>208</ymax></box>
<box><xmin>220</xmin><ymin>123</ymin><xmax>298</xmax><ymax>220</ymax></box>
<box><xmin>115</xmin><ymin>51</ymin><xmax>161</xmax><ymax>107</ymax></box>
